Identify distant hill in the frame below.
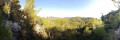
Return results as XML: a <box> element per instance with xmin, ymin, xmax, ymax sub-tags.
<box><xmin>48</xmin><ymin>16</ymin><xmax>93</xmax><ymax>19</ymax></box>
<box><xmin>47</xmin><ymin>16</ymin><xmax>62</xmax><ymax>20</ymax></box>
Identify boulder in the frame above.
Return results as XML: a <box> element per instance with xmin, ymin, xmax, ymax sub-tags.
<box><xmin>5</xmin><ymin>20</ymin><xmax>22</xmax><ymax>40</ymax></box>
<box><xmin>33</xmin><ymin>24</ymin><xmax>48</xmax><ymax>39</ymax></box>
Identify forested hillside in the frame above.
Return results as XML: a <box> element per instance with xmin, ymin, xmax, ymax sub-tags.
<box><xmin>0</xmin><ymin>0</ymin><xmax>120</xmax><ymax>40</ymax></box>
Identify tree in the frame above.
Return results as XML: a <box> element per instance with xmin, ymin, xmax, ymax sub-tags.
<box><xmin>3</xmin><ymin>4</ymin><xmax>10</xmax><ymax>18</ymax></box>
<box><xmin>94</xmin><ymin>28</ymin><xmax>107</xmax><ymax>40</ymax></box>
<box><xmin>0</xmin><ymin>13</ymin><xmax>12</xmax><ymax>40</ymax></box>
<box><xmin>22</xmin><ymin>0</ymin><xmax>38</xmax><ymax>39</ymax></box>
<box><xmin>10</xmin><ymin>0</ymin><xmax>21</xmax><ymax>21</ymax></box>
<box><xmin>112</xmin><ymin>0</ymin><xmax>120</xmax><ymax>8</ymax></box>
<box><xmin>0</xmin><ymin>24</ymin><xmax>13</xmax><ymax>40</ymax></box>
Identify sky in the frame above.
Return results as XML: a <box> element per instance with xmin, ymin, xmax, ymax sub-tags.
<box><xmin>20</xmin><ymin>0</ymin><xmax>118</xmax><ymax>19</ymax></box>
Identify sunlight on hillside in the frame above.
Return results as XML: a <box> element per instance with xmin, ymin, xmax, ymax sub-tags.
<box><xmin>0</xmin><ymin>0</ymin><xmax>120</xmax><ymax>40</ymax></box>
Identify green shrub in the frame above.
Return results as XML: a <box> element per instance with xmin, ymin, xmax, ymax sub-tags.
<box><xmin>94</xmin><ymin>27</ymin><xmax>107</xmax><ymax>40</ymax></box>
<box><xmin>0</xmin><ymin>23</ymin><xmax>12</xmax><ymax>40</ymax></box>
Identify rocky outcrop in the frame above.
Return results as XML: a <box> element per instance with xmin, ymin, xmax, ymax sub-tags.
<box><xmin>5</xmin><ymin>20</ymin><xmax>22</xmax><ymax>40</ymax></box>
<box><xmin>33</xmin><ymin>24</ymin><xmax>48</xmax><ymax>39</ymax></box>
<box><xmin>5</xmin><ymin>20</ymin><xmax>48</xmax><ymax>40</ymax></box>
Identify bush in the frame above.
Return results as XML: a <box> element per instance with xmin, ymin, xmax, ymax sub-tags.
<box><xmin>0</xmin><ymin>14</ymin><xmax>12</xmax><ymax>40</ymax></box>
<box><xmin>94</xmin><ymin>27</ymin><xmax>107</xmax><ymax>40</ymax></box>
<box><xmin>0</xmin><ymin>23</ymin><xmax>12</xmax><ymax>40</ymax></box>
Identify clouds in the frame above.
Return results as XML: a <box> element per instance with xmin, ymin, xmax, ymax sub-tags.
<box><xmin>37</xmin><ymin>0</ymin><xmax>118</xmax><ymax>19</ymax></box>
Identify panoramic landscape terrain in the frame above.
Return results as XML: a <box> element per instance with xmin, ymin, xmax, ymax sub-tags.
<box><xmin>1</xmin><ymin>0</ymin><xmax>120</xmax><ymax>40</ymax></box>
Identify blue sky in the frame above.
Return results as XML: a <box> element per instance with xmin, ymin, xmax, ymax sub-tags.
<box><xmin>20</xmin><ymin>0</ymin><xmax>118</xmax><ymax>19</ymax></box>
<box><xmin>20</xmin><ymin>0</ymin><xmax>96</xmax><ymax>11</ymax></box>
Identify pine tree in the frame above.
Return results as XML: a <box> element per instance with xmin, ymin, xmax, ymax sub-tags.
<box><xmin>22</xmin><ymin>0</ymin><xmax>37</xmax><ymax>39</ymax></box>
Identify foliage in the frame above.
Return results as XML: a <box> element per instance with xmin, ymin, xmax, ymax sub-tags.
<box><xmin>41</xmin><ymin>17</ymin><xmax>105</xmax><ymax>40</ymax></box>
<box><xmin>101</xmin><ymin>7</ymin><xmax>120</xmax><ymax>40</ymax></box>
<box><xmin>0</xmin><ymin>24</ymin><xmax>13</xmax><ymax>40</ymax></box>
<box><xmin>94</xmin><ymin>28</ymin><xmax>107</xmax><ymax>39</ymax></box>
<box><xmin>0</xmin><ymin>0</ymin><xmax>119</xmax><ymax>40</ymax></box>
<box><xmin>0</xmin><ymin>13</ymin><xmax>12</xmax><ymax>40</ymax></box>
<box><xmin>3</xmin><ymin>4</ymin><xmax>10</xmax><ymax>17</ymax></box>
<box><xmin>10</xmin><ymin>0</ymin><xmax>21</xmax><ymax>21</ymax></box>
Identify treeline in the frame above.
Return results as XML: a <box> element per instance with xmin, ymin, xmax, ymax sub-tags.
<box><xmin>0</xmin><ymin>0</ymin><xmax>120</xmax><ymax>40</ymax></box>
<box><xmin>40</xmin><ymin>17</ymin><xmax>106</xmax><ymax>40</ymax></box>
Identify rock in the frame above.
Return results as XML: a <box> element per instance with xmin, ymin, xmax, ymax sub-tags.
<box><xmin>5</xmin><ymin>20</ymin><xmax>22</xmax><ymax>40</ymax></box>
<box><xmin>33</xmin><ymin>24</ymin><xmax>48</xmax><ymax>39</ymax></box>
<box><xmin>11</xmin><ymin>22</ymin><xmax>21</xmax><ymax>32</ymax></box>
<box><xmin>5</xmin><ymin>20</ymin><xmax>12</xmax><ymax>28</ymax></box>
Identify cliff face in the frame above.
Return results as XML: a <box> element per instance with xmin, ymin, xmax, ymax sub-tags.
<box><xmin>5</xmin><ymin>20</ymin><xmax>22</xmax><ymax>40</ymax></box>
